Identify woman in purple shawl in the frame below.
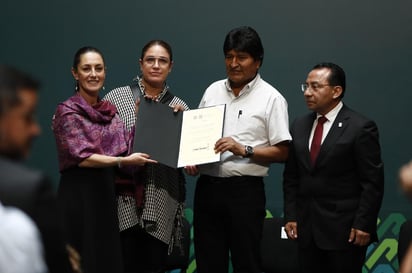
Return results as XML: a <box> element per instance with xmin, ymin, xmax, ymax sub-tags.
<box><xmin>52</xmin><ymin>46</ymin><xmax>156</xmax><ymax>273</ymax></box>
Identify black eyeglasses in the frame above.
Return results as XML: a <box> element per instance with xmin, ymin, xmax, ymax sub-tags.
<box><xmin>301</xmin><ymin>83</ymin><xmax>335</xmax><ymax>92</ymax></box>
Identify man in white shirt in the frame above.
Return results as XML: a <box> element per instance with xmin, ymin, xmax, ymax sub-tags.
<box><xmin>186</xmin><ymin>26</ymin><xmax>291</xmax><ymax>273</ymax></box>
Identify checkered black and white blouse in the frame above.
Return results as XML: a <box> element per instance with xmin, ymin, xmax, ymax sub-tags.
<box><xmin>103</xmin><ymin>79</ymin><xmax>189</xmax><ymax>246</ymax></box>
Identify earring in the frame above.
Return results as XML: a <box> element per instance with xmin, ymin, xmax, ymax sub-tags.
<box><xmin>75</xmin><ymin>81</ymin><xmax>79</xmax><ymax>91</ymax></box>
<box><xmin>102</xmin><ymin>86</ymin><xmax>105</xmax><ymax>91</ymax></box>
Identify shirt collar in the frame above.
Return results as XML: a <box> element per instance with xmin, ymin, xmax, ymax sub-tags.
<box><xmin>224</xmin><ymin>73</ymin><xmax>260</xmax><ymax>96</ymax></box>
<box><xmin>317</xmin><ymin>101</ymin><xmax>343</xmax><ymax>123</ymax></box>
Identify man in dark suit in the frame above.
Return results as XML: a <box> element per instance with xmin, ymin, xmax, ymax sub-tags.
<box><xmin>0</xmin><ymin>65</ymin><xmax>73</xmax><ymax>273</ymax></box>
<box><xmin>283</xmin><ymin>62</ymin><xmax>384</xmax><ymax>273</ymax></box>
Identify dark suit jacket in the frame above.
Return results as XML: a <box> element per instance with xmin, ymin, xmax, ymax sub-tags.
<box><xmin>283</xmin><ymin>104</ymin><xmax>384</xmax><ymax>249</ymax></box>
<box><xmin>0</xmin><ymin>156</ymin><xmax>71</xmax><ymax>273</ymax></box>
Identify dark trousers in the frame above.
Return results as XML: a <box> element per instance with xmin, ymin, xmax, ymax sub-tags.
<box><xmin>298</xmin><ymin>238</ymin><xmax>367</xmax><ymax>273</ymax></box>
<box><xmin>193</xmin><ymin>175</ymin><xmax>266</xmax><ymax>273</ymax></box>
<box><xmin>120</xmin><ymin>225</ymin><xmax>168</xmax><ymax>273</ymax></box>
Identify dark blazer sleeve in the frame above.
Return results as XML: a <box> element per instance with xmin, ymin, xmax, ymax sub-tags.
<box><xmin>283</xmin><ymin>118</ymin><xmax>301</xmax><ymax>223</ymax></box>
<box><xmin>352</xmin><ymin>119</ymin><xmax>384</xmax><ymax>234</ymax></box>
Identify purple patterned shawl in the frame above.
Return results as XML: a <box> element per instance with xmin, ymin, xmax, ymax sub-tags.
<box><xmin>52</xmin><ymin>93</ymin><xmax>129</xmax><ymax>172</ymax></box>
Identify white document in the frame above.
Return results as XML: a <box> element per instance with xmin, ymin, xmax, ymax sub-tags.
<box><xmin>177</xmin><ymin>104</ymin><xmax>225</xmax><ymax>167</ymax></box>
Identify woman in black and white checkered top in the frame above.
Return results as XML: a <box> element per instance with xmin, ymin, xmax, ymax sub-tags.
<box><xmin>103</xmin><ymin>40</ymin><xmax>189</xmax><ymax>273</ymax></box>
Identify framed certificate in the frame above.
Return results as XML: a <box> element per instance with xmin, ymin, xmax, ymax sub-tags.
<box><xmin>133</xmin><ymin>100</ymin><xmax>225</xmax><ymax>168</ymax></box>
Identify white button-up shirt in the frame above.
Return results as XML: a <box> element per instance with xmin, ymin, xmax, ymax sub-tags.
<box><xmin>198</xmin><ymin>74</ymin><xmax>292</xmax><ymax>177</ymax></box>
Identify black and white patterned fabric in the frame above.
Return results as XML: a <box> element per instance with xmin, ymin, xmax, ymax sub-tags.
<box><xmin>103</xmin><ymin>79</ymin><xmax>188</xmax><ymax>246</ymax></box>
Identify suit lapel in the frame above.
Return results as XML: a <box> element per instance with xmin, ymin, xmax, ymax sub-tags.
<box><xmin>315</xmin><ymin>106</ymin><xmax>350</xmax><ymax>166</ymax></box>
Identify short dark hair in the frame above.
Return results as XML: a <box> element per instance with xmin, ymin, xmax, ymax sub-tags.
<box><xmin>0</xmin><ymin>65</ymin><xmax>40</xmax><ymax>116</ymax></box>
<box><xmin>140</xmin><ymin>40</ymin><xmax>173</xmax><ymax>62</ymax></box>
<box><xmin>72</xmin><ymin>46</ymin><xmax>105</xmax><ymax>71</ymax></box>
<box><xmin>313</xmin><ymin>62</ymin><xmax>346</xmax><ymax>98</ymax></box>
<box><xmin>223</xmin><ymin>26</ymin><xmax>264</xmax><ymax>65</ymax></box>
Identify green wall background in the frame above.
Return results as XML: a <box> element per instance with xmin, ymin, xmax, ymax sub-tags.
<box><xmin>2</xmin><ymin>0</ymin><xmax>412</xmax><ymax>271</ymax></box>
